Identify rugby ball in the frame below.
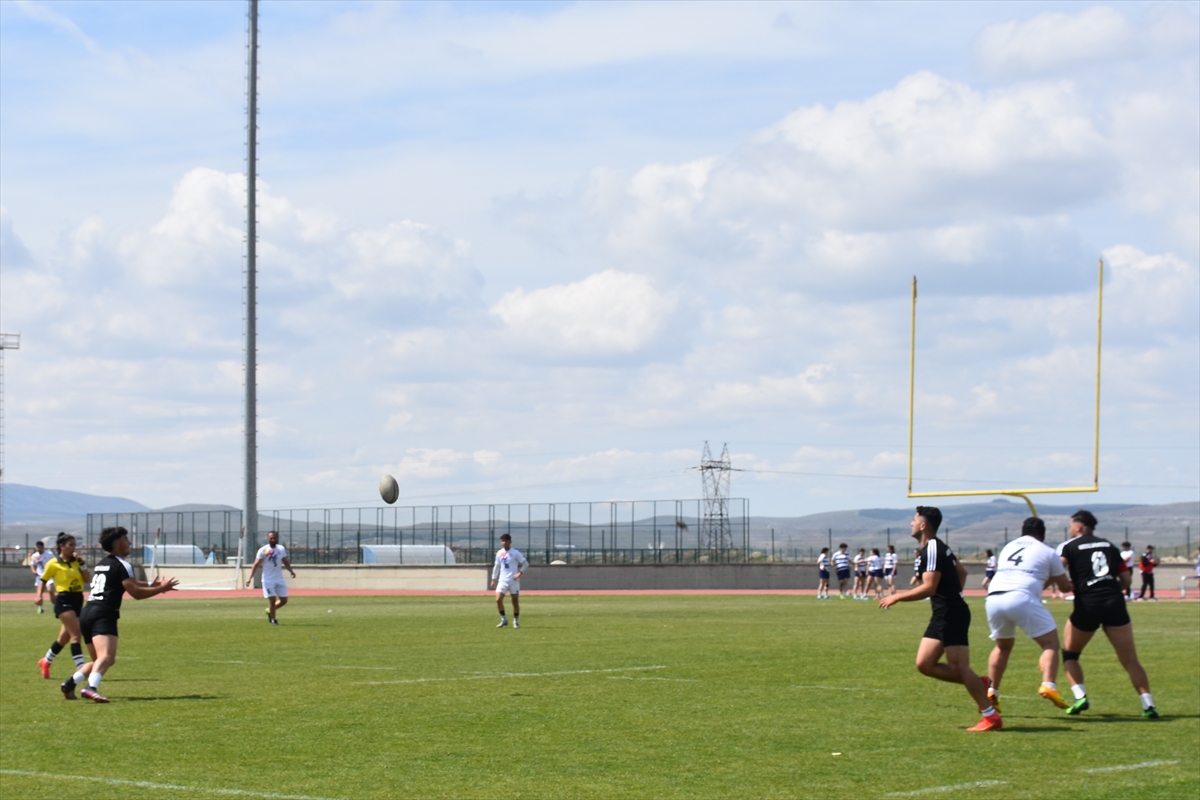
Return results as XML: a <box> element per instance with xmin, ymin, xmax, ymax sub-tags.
<box><xmin>379</xmin><ymin>474</ymin><xmax>399</xmax><ymax>505</ymax></box>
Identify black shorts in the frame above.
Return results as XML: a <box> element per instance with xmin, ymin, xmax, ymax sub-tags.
<box><xmin>819</xmin><ymin>570</ymin><xmax>830</xmax><ymax>580</ymax></box>
<box><xmin>54</xmin><ymin>592</ymin><xmax>84</xmax><ymax>619</ymax></box>
<box><xmin>1070</xmin><ymin>594</ymin><xmax>1131</xmax><ymax>633</ymax></box>
<box><xmin>924</xmin><ymin>601</ymin><xmax>971</xmax><ymax>647</ymax></box>
<box><xmin>837</xmin><ymin>569</ymin><xmax>850</xmax><ymax>581</ymax></box>
<box><xmin>79</xmin><ymin>605</ymin><xmax>119</xmax><ymax>643</ymax></box>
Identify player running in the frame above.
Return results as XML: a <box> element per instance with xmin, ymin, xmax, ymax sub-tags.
<box><xmin>883</xmin><ymin>545</ymin><xmax>898</xmax><ymax>595</ymax></box>
<box><xmin>491</xmin><ymin>533</ymin><xmax>528</xmax><ymax>628</ymax></box>
<box><xmin>59</xmin><ymin>527</ymin><xmax>178</xmax><ymax>703</ymax></box>
<box><xmin>880</xmin><ymin>507</ymin><xmax>1000</xmax><ymax>731</ymax></box>
<box><xmin>1059</xmin><ymin>511</ymin><xmax>1158</xmax><ymax>718</ymax></box>
<box><xmin>246</xmin><ymin>530</ymin><xmax>296</xmax><ymax>625</ymax></box>
<box><xmin>816</xmin><ymin>548</ymin><xmax>831</xmax><ymax>599</ymax></box>
<box><xmin>30</xmin><ymin>539</ymin><xmax>53</xmax><ymax>613</ymax></box>
<box><xmin>37</xmin><ymin>533</ymin><xmax>90</xmax><ymax>681</ymax></box>
<box><xmin>832</xmin><ymin>544</ymin><xmax>851</xmax><ymax>599</ymax></box>
<box><xmin>983</xmin><ymin>517</ymin><xmax>1073</xmax><ymax>713</ymax></box>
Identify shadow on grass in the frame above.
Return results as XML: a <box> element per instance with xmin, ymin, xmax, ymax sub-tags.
<box><xmin>122</xmin><ymin>694</ymin><xmax>222</xmax><ymax>702</ymax></box>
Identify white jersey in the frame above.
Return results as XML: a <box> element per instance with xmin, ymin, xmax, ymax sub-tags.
<box><xmin>884</xmin><ymin>552</ymin><xmax>898</xmax><ymax>571</ymax></box>
<box><xmin>832</xmin><ymin>551</ymin><xmax>850</xmax><ymax>572</ymax></box>
<box><xmin>817</xmin><ymin>553</ymin><xmax>830</xmax><ymax>571</ymax></box>
<box><xmin>853</xmin><ymin>554</ymin><xmax>865</xmax><ymax>572</ymax></box>
<box><xmin>1120</xmin><ymin>549</ymin><xmax>1135</xmax><ymax>570</ymax></box>
<box><xmin>985</xmin><ymin>555</ymin><xmax>997</xmax><ymax>571</ymax></box>
<box><xmin>31</xmin><ymin>549</ymin><xmax>53</xmax><ymax>577</ymax></box>
<box><xmin>867</xmin><ymin>554</ymin><xmax>883</xmax><ymax>571</ymax></box>
<box><xmin>492</xmin><ymin>547</ymin><xmax>528</xmax><ymax>583</ymax></box>
<box><xmin>255</xmin><ymin>544</ymin><xmax>289</xmax><ymax>584</ymax></box>
<box><xmin>989</xmin><ymin>536</ymin><xmax>1065</xmax><ymax>598</ymax></box>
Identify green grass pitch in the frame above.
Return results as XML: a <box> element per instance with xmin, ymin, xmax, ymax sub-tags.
<box><xmin>2</xmin><ymin>594</ymin><xmax>1197</xmax><ymax>799</ymax></box>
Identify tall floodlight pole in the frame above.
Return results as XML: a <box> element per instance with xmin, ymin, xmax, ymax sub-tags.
<box><xmin>0</xmin><ymin>333</ymin><xmax>20</xmax><ymax>534</ymax></box>
<box><xmin>243</xmin><ymin>0</ymin><xmax>259</xmax><ymax>565</ymax></box>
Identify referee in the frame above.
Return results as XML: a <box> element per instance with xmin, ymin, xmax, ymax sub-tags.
<box><xmin>37</xmin><ymin>533</ymin><xmax>89</xmax><ymax>681</ymax></box>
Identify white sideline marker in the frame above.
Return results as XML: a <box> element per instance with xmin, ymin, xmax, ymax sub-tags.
<box><xmin>790</xmin><ymin>685</ymin><xmax>887</xmax><ymax>693</ymax></box>
<box><xmin>355</xmin><ymin>665</ymin><xmax>667</xmax><ymax>685</ymax></box>
<box><xmin>886</xmin><ymin>780</ymin><xmax>1006</xmax><ymax>797</ymax></box>
<box><xmin>0</xmin><ymin>770</ymin><xmax>340</xmax><ymax>800</ymax></box>
<box><xmin>1081</xmin><ymin>760</ymin><xmax>1179</xmax><ymax>773</ymax></box>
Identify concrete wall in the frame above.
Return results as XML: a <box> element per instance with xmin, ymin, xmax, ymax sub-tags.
<box><xmin>4</xmin><ymin>562</ymin><xmax>1198</xmax><ymax>593</ymax></box>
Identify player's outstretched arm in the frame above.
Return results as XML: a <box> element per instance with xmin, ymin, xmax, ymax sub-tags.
<box><xmin>122</xmin><ymin>575</ymin><xmax>179</xmax><ymax>599</ymax></box>
<box><xmin>880</xmin><ymin>570</ymin><xmax>940</xmax><ymax>609</ymax></box>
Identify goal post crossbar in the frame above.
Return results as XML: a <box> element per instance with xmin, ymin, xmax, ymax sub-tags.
<box><xmin>906</xmin><ymin>260</ymin><xmax>1104</xmax><ymax>518</ymax></box>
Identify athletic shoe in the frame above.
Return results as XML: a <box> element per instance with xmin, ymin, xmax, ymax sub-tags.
<box><xmin>60</xmin><ymin>681</ymin><xmax>76</xmax><ymax>700</ymax></box>
<box><xmin>1039</xmin><ymin>685</ymin><xmax>1070</xmax><ymax>709</ymax></box>
<box><xmin>512</xmin><ymin>619</ymin><xmax>520</xmax><ymax>629</ymax></box>
<box><xmin>37</xmin><ymin>606</ymin><xmax>44</xmax><ymax>614</ymax></box>
<box><xmin>265</xmin><ymin>608</ymin><xmax>272</xmax><ymax>622</ymax></box>
<box><xmin>1066</xmin><ymin>697</ymin><xmax>1090</xmax><ymax>715</ymax></box>
<box><xmin>80</xmin><ymin>688</ymin><xmax>109</xmax><ymax>704</ymax></box>
<box><xmin>1142</xmin><ymin>706</ymin><xmax>1160</xmax><ymax>719</ymax></box>
<box><xmin>497</xmin><ymin>618</ymin><xmax>508</xmax><ymax>628</ymax></box>
<box><xmin>38</xmin><ymin>658</ymin><xmax>51</xmax><ymax>679</ymax></box>
<box><xmin>987</xmin><ymin>689</ymin><xmax>1002</xmax><ymax>715</ymax></box>
<box><xmin>269</xmin><ymin>618</ymin><xmax>279</xmax><ymax>626</ymax></box>
<box><xmin>967</xmin><ymin>714</ymin><xmax>1003</xmax><ymax>732</ymax></box>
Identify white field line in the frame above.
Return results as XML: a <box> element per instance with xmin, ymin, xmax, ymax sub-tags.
<box><xmin>790</xmin><ymin>685</ymin><xmax>887</xmax><ymax>692</ymax></box>
<box><xmin>354</xmin><ymin>665</ymin><xmax>667</xmax><ymax>685</ymax></box>
<box><xmin>1081</xmin><ymin>760</ymin><xmax>1180</xmax><ymax>773</ymax></box>
<box><xmin>886</xmin><ymin>780</ymin><xmax>1006</xmax><ymax>797</ymax></box>
<box><xmin>605</xmin><ymin>676</ymin><xmax>699</xmax><ymax>682</ymax></box>
<box><xmin>200</xmin><ymin>660</ymin><xmax>261</xmax><ymax>665</ymax></box>
<box><xmin>319</xmin><ymin>665</ymin><xmax>397</xmax><ymax>670</ymax></box>
<box><xmin>0</xmin><ymin>770</ymin><xmax>340</xmax><ymax>800</ymax></box>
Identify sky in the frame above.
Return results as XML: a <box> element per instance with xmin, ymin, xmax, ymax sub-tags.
<box><xmin>1</xmin><ymin>0</ymin><xmax>1197</xmax><ymax>516</ymax></box>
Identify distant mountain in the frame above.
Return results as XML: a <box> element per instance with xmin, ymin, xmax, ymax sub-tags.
<box><xmin>2</xmin><ymin>483</ymin><xmax>150</xmax><ymax>523</ymax></box>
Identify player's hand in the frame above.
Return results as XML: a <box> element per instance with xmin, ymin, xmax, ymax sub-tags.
<box><xmin>514</xmin><ymin>572</ymin><xmax>522</xmax><ymax>580</ymax></box>
<box><xmin>879</xmin><ymin>595</ymin><xmax>899</xmax><ymax>610</ymax></box>
<box><xmin>245</xmin><ymin>579</ymin><xmax>252</xmax><ymax>587</ymax></box>
<box><xmin>161</xmin><ymin>577</ymin><xmax>179</xmax><ymax>593</ymax></box>
<box><xmin>489</xmin><ymin>580</ymin><xmax>496</xmax><ymax>589</ymax></box>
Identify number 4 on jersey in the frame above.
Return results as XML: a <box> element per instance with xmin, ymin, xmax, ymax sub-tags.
<box><xmin>1007</xmin><ymin>547</ymin><xmax>1025</xmax><ymax>566</ymax></box>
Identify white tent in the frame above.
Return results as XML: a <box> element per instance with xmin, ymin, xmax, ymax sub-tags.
<box><xmin>360</xmin><ymin>545</ymin><xmax>455</xmax><ymax>565</ymax></box>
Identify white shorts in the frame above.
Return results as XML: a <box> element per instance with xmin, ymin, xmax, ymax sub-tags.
<box><xmin>986</xmin><ymin>591</ymin><xmax>1057</xmax><ymax>641</ymax></box>
<box><xmin>262</xmin><ymin>579</ymin><xmax>288</xmax><ymax>598</ymax></box>
<box><xmin>496</xmin><ymin>579</ymin><xmax>520</xmax><ymax>596</ymax></box>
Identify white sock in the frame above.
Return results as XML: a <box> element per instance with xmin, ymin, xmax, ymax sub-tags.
<box><xmin>71</xmin><ymin>670</ymin><xmax>86</xmax><ymax>685</ymax></box>
<box><xmin>1072</xmin><ymin>683</ymin><xmax>1087</xmax><ymax>700</ymax></box>
<box><xmin>87</xmin><ymin>672</ymin><xmax>103</xmax><ymax>690</ymax></box>
<box><xmin>981</xmin><ymin>704</ymin><xmax>996</xmax><ymax>717</ymax></box>
<box><xmin>1042</xmin><ymin>682</ymin><xmax>1057</xmax><ymax>690</ymax></box>
<box><xmin>1140</xmin><ymin>692</ymin><xmax>1154</xmax><ymax>710</ymax></box>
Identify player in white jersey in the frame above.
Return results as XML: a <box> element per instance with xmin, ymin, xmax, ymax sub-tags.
<box><xmin>865</xmin><ymin>549</ymin><xmax>885</xmax><ymax>599</ymax></box>
<box><xmin>982</xmin><ymin>550</ymin><xmax>997</xmax><ymax>590</ymax></box>
<box><xmin>883</xmin><ymin>545</ymin><xmax>899</xmax><ymax>595</ymax></box>
<box><xmin>983</xmin><ymin>517</ymin><xmax>1074</xmax><ymax>712</ymax></box>
<box><xmin>816</xmin><ymin>548</ymin><xmax>831</xmax><ymax>599</ymax></box>
<box><xmin>245</xmin><ymin>531</ymin><xmax>296</xmax><ymax>625</ymax></box>
<box><xmin>491</xmin><ymin>533</ymin><xmax>528</xmax><ymax>628</ymax></box>
<box><xmin>30</xmin><ymin>540</ymin><xmax>53</xmax><ymax>613</ymax></box>
<box><xmin>852</xmin><ymin>549</ymin><xmax>867</xmax><ymax>599</ymax></box>
<box><xmin>831</xmin><ymin>545</ymin><xmax>851</xmax><ymax>599</ymax></box>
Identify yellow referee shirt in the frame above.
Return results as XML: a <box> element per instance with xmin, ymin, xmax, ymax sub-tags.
<box><xmin>41</xmin><ymin>557</ymin><xmax>87</xmax><ymax>593</ymax></box>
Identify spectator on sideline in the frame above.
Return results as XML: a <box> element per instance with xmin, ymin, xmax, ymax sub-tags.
<box><xmin>246</xmin><ymin>530</ymin><xmax>296</xmax><ymax>625</ymax></box>
<box><xmin>1138</xmin><ymin>545</ymin><xmax>1159</xmax><ymax>602</ymax></box>
<box><xmin>982</xmin><ymin>549</ymin><xmax>997</xmax><ymax>590</ymax></box>
<box><xmin>884</xmin><ymin>545</ymin><xmax>899</xmax><ymax>595</ymax></box>
<box><xmin>1119</xmin><ymin>541</ymin><xmax>1136</xmax><ymax>598</ymax></box>
<box><xmin>880</xmin><ymin>506</ymin><xmax>1000</xmax><ymax>732</ymax></box>
<box><xmin>30</xmin><ymin>540</ymin><xmax>53</xmax><ymax>613</ymax></box>
<box><xmin>816</xmin><ymin>548</ymin><xmax>831</xmax><ymax>600</ymax></box>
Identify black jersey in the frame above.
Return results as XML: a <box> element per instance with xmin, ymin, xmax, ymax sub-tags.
<box><xmin>915</xmin><ymin>537</ymin><xmax>965</xmax><ymax>611</ymax></box>
<box><xmin>86</xmin><ymin>555</ymin><xmax>134</xmax><ymax>616</ymax></box>
<box><xmin>1060</xmin><ymin>534</ymin><xmax>1126</xmax><ymax>600</ymax></box>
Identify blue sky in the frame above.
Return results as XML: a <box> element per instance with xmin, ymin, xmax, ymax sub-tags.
<box><xmin>1</xmin><ymin>1</ymin><xmax>1197</xmax><ymax>514</ymax></box>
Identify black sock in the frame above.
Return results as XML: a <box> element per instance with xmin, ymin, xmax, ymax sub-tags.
<box><xmin>50</xmin><ymin>642</ymin><xmax>64</xmax><ymax>655</ymax></box>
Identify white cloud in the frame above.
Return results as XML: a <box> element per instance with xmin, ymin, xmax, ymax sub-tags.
<box><xmin>491</xmin><ymin>270</ymin><xmax>674</xmax><ymax>356</ymax></box>
<box><xmin>977</xmin><ymin>6</ymin><xmax>1134</xmax><ymax>74</ymax></box>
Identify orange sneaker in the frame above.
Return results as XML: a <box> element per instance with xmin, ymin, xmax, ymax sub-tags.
<box><xmin>1038</xmin><ymin>685</ymin><xmax>1070</xmax><ymax>709</ymax></box>
<box><xmin>38</xmin><ymin>658</ymin><xmax>51</xmax><ymax>680</ymax></box>
<box><xmin>968</xmin><ymin>714</ymin><xmax>1003</xmax><ymax>732</ymax></box>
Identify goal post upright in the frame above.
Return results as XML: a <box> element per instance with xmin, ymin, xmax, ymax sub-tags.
<box><xmin>906</xmin><ymin>259</ymin><xmax>1105</xmax><ymax>518</ymax></box>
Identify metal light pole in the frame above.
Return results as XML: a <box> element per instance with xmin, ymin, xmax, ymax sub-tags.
<box><xmin>0</xmin><ymin>333</ymin><xmax>20</xmax><ymax>534</ymax></box>
<box><xmin>243</xmin><ymin>0</ymin><xmax>259</xmax><ymax>563</ymax></box>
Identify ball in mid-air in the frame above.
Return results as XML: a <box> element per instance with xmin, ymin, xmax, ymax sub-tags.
<box><xmin>379</xmin><ymin>474</ymin><xmax>400</xmax><ymax>505</ymax></box>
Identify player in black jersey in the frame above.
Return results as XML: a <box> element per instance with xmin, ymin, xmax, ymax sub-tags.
<box><xmin>59</xmin><ymin>527</ymin><xmax>178</xmax><ymax>703</ymax></box>
<box><xmin>1058</xmin><ymin>510</ymin><xmax>1158</xmax><ymax>718</ymax></box>
<box><xmin>880</xmin><ymin>507</ymin><xmax>1000</xmax><ymax>731</ymax></box>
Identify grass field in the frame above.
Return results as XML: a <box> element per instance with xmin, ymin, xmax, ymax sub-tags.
<box><xmin>1</xmin><ymin>594</ymin><xmax>1197</xmax><ymax>799</ymax></box>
